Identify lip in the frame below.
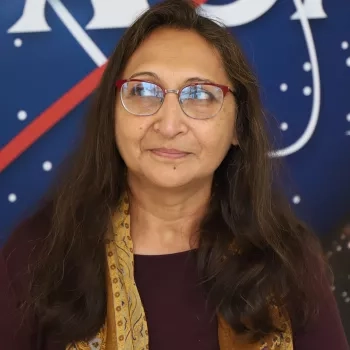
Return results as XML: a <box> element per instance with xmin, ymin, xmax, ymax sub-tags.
<box><xmin>150</xmin><ymin>148</ymin><xmax>190</xmax><ymax>159</ymax></box>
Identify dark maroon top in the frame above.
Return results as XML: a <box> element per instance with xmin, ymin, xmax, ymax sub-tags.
<box><xmin>134</xmin><ymin>251</ymin><xmax>219</xmax><ymax>350</ymax></box>
<box><xmin>0</xmin><ymin>211</ymin><xmax>348</xmax><ymax>349</ymax></box>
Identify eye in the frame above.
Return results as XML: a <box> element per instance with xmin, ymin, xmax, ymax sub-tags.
<box><xmin>181</xmin><ymin>85</ymin><xmax>216</xmax><ymax>101</ymax></box>
<box><xmin>127</xmin><ymin>82</ymin><xmax>163</xmax><ymax>99</ymax></box>
<box><xmin>196</xmin><ymin>89</ymin><xmax>214</xmax><ymax>100</ymax></box>
<box><xmin>130</xmin><ymin>83</ymin><xmax>152</xmax><ymax>96</ymax></box>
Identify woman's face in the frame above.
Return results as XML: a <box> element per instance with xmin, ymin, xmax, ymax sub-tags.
<box><xmin>115</xmin><ymin>28</ymin><xmax>238</xmax><ymax>189</ymax></box>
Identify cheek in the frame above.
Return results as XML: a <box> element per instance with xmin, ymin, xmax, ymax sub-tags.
<box><xmin>115</xmin><ymin>117</ymin><xmax>141</xmax><ymax>168</ymax></box>
<box><xmin>198</xmin><ymin>113</ymin><xmax>235</xmax><ymax>163</ymax></box>
<box><xmin>115</xmin><ymin>108</ymin><xmax>134</xmax><ymax>154</ymax></box>
<box><xmin>115</xmin><ymin>109</ymin><xmax>150</xmax><ymax>152</ymax></box>
<box><xmin>211</xmin><ymin>112</ymin><xmax>235</xmax><ymax>143</ymax></box>
<box><xmin>204</xmin><ymin>130</ymin><xmax>232</xmax><ymax>158</ymax></box>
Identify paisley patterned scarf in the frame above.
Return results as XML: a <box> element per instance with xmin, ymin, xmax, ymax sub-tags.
<box><xmin>68</xmin><ymin>195</ymin><xmax>293</xmax><ymax>350</ymax></box>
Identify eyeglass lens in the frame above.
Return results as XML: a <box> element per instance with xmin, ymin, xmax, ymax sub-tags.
<box><xmin>120</xmin><ymin>81</ymin><xmax>224</xmax><ymax>119</ymax></box>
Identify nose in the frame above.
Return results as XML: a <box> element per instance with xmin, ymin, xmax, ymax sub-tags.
<box><xmin>153</xmin><ymin>92</ymin><xmax>188</xmax><ymax>138</ymax></box>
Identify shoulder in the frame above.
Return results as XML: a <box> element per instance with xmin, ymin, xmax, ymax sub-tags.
<box><xmin>292</xmin><ymin>264</ymin><xmax>349</xmax><ymax>350</ymax></box>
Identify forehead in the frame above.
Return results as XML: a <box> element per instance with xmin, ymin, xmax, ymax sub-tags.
<box><xmin>122</xmin><ymin>28</ymin><xmax>230</xmax><ymax>86</ymax></box>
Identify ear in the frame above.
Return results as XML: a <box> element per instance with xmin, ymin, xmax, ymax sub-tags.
<box><xmin>231</xmin><ymin>107</ymin><xmax>239</xmax><ymax>146</ymax></box>
<box><xmin>231</xmin><ymin>130</ymin><xmax>239</xmax><ymax>146</ymax></box>
<box><xmin>231</xmin><ymin>138</ymin><xmax>238</xmax><ymax>146</ymax></box>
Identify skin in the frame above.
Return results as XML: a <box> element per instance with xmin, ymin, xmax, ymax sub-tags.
<box><xmin>115</xmin><ymin>28</ymin><xmax>238</xmax><ymax>254</ymax></box>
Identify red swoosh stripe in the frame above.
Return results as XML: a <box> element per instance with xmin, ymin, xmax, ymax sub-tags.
<box><xmin>0</xmin><ymin>64</ymin><xmax>106</xmax><ymax>172</ymax></box>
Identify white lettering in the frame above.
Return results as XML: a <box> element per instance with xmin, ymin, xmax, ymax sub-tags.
<box><xmin>8</xmin><ymin>0</ymin><xmax>51</xmax><ymax>33</ymax></box>
<box><xmin>291</xmin><ymin>0</ymin><xmax>327</xmax><ymax>20</ymax></box>
<box><xmin>200</xmin><ymin>0</ymin><xmax>278</xmax><ymax>27</ymax></box>
<box><xmin>86</xmin><ymin>0</ymin><xmax>150</xmax><ymax>29</ymax></box>
<box><xmin>6</xmin><ymin>0</ymin><xmax>328</xmax><ymax>34</ymax></box>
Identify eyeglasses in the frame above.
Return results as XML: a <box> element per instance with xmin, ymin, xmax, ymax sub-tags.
<box><xmin>116</xmin><ymin>79</ymin><xmax>236</xmax><ymax>120</ymax></box>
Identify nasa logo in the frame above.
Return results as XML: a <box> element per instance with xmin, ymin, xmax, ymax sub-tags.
<box><xmin>1</xmin><ymin>0</ymin><xmax>328</xmax><ymax>173</ymax></box>
<box><xmin>8</xmin><ymin>0</ymin><xmax>326</xmax><ymax>33</ymax></box>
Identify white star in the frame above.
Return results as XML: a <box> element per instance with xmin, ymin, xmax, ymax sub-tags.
<box><xmin>43</xmin><ymin>161</ymin><xmax>53</xmax><ymax>171</ymax></box>
<box><xmin>303</xmin><ymin>62</ymin><xmax>312</xmax><ymax>71</ymax></box>
<box><xmin>280</xmin><ymin>83</ymin><xmax>288</xmax><ymax>92</ymax></box>
<box><xmin>280</xmin><ymin>122</ymin><xmax>288</xmax><ymax>131</ymax></box>
<box><xmin>14</xmin><ymin>38</ymin><xmax>22</xmax><ymax>47</ymax></box>
<box><xmin>303</xmin><ymin>86</ymin><xmax>312</xmax><ymax>96</ymax></box>
<box><xmin>292</xmin><ymin>195</ymin><xmax>301</xmax><ymax>204</ymax></box>
<box><xmin>17</xmin><ymin>110</ymin><xmax>27</xmax><ymax>121</ymax></box>
<box><xmin>8</xmin><ymin>193</ymin><xmax>17</xmax><ymax>203</ymax></box>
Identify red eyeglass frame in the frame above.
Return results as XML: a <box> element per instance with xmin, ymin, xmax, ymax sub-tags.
<box><xmin>115</xmin><ymin>78</ymin><xmax>238</xmax><ymax>119</ymax></box>
<box><xmin>115</xmin><ymin>79</ymin><xmax>237</xmax><ymax>98</ymax></box>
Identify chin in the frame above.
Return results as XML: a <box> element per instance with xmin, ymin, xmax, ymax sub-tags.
<box><xmin>143</xmin><ymin>170</ymin><xmax>196</xmax><ymax>189</ymax></box>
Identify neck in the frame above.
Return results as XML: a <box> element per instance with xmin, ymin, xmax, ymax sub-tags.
<box><xmin>127</xmin><ymin>173</ymin><xmax>212</xmax><ymax>255</ymax></box>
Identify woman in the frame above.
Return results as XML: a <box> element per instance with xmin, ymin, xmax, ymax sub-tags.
<box><xmin>0</xmin><ymin>0</ymin><xmax>348</xmax><ymax>349</ymax></box>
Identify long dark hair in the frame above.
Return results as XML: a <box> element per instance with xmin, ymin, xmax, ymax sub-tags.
<box><xmin>27</xmin><ymin>0</ymin><xmax>327</xmax><ymax>344</ymax></box>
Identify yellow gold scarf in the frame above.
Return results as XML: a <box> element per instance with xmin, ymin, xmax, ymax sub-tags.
<box><xmin>68</xmin><ymin>195</ymin><xmax>293</xmax><ymax>350</ymax></box>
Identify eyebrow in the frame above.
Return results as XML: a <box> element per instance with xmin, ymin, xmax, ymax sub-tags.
<box><xmin>128</xmin><ymin>71</ymin><xmax>216</xmax><ymax>85</ymax></box>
